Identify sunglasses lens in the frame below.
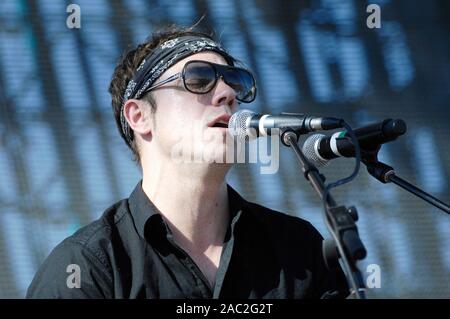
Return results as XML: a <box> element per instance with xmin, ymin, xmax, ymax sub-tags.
<box><xmin>223</xmin><ymin>68</ymin><xmax>256</xmax><ymax>103</ymax></box>
<box><xmin>184</xmin><ymin>62</ymin><xmax>216</xmax><ymax>93</ymax></box>
<box><xmin>183</xmin><ymin>61</ymin><xmax>256</xmax><ymax>103</ymax></box>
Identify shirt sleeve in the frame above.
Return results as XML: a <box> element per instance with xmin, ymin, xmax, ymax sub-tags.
<box><xmin>26</xmin><ymin>240</ymin><xmax>114</xmax><ymax>299</ymax></box>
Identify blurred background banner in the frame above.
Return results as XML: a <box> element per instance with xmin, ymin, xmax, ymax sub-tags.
<box><xmin>0</xmin><ymin>0</ymin><xmax>449</xmax><ymax>298</ymax></box>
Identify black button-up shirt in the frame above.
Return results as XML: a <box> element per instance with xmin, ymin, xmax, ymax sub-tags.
<box><xmin>26</xmin><ymin>181</ymin><xmax>348</xmax><ymax>299</ymax></box>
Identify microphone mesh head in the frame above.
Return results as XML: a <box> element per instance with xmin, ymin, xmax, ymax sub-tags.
<box><xmin>228</xmin><ymin>109</ymin><xmax>257</xmax><ymax>143</ymax></box>
<box><xmin>302</xmin><ymin>134</ymin><xmax>329</xmax><ymax>167</ymax></box>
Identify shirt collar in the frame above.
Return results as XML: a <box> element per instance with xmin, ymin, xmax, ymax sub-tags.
<box><xmin>128</xmin><ymin>181</ymin><xmax>161</xmax><ymax>239</ymax></box>
<box><xmin>128</xmin><ymin>180</ymin><xmax>250</xmax><ymax>240</ymax></box>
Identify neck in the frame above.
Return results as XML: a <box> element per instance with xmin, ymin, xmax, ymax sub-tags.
<box><xmin>141</xmin><ymin>158</ymin><xmax>232</xmax><ymax>252</ymax></box>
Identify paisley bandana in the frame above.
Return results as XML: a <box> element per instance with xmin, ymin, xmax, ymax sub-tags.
<box><xmin>120</xmin><ymin>36</ymin><xmax>235</xmax><ymax>146</ymax></box>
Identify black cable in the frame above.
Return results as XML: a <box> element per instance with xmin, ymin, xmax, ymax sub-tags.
<box><xmin>322</xmin><ymin>120</ymin><xmax>361</xmax><ymax>209</ymax></box>
<box><xmin>319</xmin><ymin>120</ymin><xmax>365</xmax><ymax>298</ymax></box>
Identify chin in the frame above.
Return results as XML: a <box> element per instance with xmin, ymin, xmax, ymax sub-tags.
<box><xmin>205</xmin><ymin>141</ymin><xmax>237</xmax><ymax>164</ymax></box>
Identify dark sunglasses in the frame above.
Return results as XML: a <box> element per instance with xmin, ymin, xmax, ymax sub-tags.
<box><xmin>143</xmin><ymin>60</ymin><xmax>257</xmax><ymax>103</ymax></box>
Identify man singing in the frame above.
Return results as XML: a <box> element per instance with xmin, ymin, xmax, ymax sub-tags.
<box><xmin>27</xmin><ymin>25</ymin><xmax>348</xmax><ymax>298</ymax></box>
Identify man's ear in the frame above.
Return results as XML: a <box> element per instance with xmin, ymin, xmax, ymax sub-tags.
<box><xmin>123</xmin><ymin>99</ymin><xmax>153</xmax><ymax>137</ymax></box>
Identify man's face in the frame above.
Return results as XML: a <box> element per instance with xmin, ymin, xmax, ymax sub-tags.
<box><xmin>148</xmin><ymin>52</ymin><xmax>240</xmax><ymax>164</ymax></box>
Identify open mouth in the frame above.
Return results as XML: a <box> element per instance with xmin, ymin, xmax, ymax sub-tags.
<box><xmin>207</xmin><ymin>113</ymin><xmax>231</xmax><ymax>129</ymax></box>
<box><xmin>212</xmin><ymin>122</ymin><xmax>228</xmax><ymax>128</ymax></box>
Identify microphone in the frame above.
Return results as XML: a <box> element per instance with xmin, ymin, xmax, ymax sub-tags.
<box><xmin>302</xmin><ymin>119</ymin><xmax>407</xmax><ymax>167</ymax></box>
<box><xmin>228</xmin><ymin>109</ymin><xmax>343</xmax><ymax>141</ymax></box>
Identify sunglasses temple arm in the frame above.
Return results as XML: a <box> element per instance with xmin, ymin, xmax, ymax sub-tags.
<box><xmin>145</xmin><ymin>73</ymin><xmax>181</xmax><ymax>92</ymax></box>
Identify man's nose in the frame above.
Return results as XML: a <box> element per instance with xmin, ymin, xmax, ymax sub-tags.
<box><xmin>211</xmin><ymin>77</ymin><xmax>237</xmax><ymax>107</ymax></box>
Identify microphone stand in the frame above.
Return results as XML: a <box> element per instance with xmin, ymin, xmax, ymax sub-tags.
<box><xmin>360</xmin><ymin>146</ymin><xmax>450</xmax><ymax>215</ymax></box>
<box><xmin>281</xmin><ymin>128</ymin><xmax>368</xmax><ymax>299</ymax></box>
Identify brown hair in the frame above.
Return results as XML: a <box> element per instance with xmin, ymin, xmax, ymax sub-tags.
<box><xmin>108</xmin><ymin>24</ymin><xmax>216</xmax><ymax>164</ymax></box>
